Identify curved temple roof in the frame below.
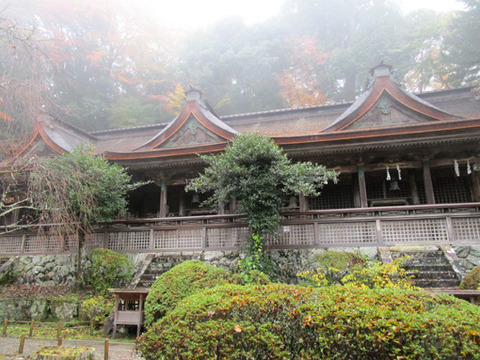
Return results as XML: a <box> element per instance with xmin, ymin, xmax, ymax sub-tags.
<box><xmin>3</xmin><ymin>64</ymin><xmax>480</xmax><ymax>166</ymax></box>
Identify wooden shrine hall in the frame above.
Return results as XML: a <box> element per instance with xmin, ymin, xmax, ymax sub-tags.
<box><xmin>2</xmin><ymin>62</ymin><xmax>480</xmax><ymax>254</ymax></box>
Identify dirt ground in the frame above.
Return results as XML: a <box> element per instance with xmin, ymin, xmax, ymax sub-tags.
<box><xmin>0</xmin><ymin>337</ymin><xmax>143</xmax><ymax>360</ymax></box>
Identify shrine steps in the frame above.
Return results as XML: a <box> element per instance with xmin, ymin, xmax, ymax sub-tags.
<box><xmin>391</xmin><ymin>247</ymin><xmax>461</xmax><ymax>288</ymax></box>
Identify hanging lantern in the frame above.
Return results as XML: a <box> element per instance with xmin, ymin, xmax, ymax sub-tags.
<box><xmin>467</xmin><ymin>160</ymin><xmax>472</xmax><ymax>175</ymax></box>
<box><xmin>397</xmin><ymin>164</ymin><xmax>402</xmax><ymax>180</ymax></box>
<box><xmin>386</xmin><ymin>165</ymin><xmax>391</xmax><ymax>181</ymax></box>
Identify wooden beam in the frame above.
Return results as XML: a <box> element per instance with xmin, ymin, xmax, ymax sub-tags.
<box><xmin>471</xmin><ymin>171</ymin><xmax>480</xmax><ymax>202</ymax></box>
<box><xmin>358</xmin><ymin>166</ymin><xmax>368</xmax><ymax>208</ymax></box>
<box><xmin>159</xmin><ymin>181</ymin><xmax>167</xmax><ymax>218</ymax></box>
<box><xmin>423</xmin><ymin>161</ymin><xmax>435</xmax><ymax>204</ymax></box>
<box><xmin>178</xmin><ymin>189</ymin><xmax>186</xmax><ymax>216</ymax></box>
<box><xmin>409</xmin><ymin>170</ymin><xmax>420</xmax><ymax>205</ymax></box>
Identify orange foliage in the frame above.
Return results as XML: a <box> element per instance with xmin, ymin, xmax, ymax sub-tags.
<box><xmin>162</xmin><ymin>84</ymin><xmax>186</xmax><ymax>115</ymax></box>
<box><xmin>277</xmin><ymin>36</ymin><xmax>328</xmax><ymax>108</ymax></box>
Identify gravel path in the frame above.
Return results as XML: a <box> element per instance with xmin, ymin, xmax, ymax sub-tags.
<box><xmin>0</xmin><ymin>337</ymin><xmax>144</xmax><ymax>360</ymax></box>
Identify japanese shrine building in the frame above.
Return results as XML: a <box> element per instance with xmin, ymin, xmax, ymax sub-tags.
<box><xmin>2</xmin><ymin>62</ymin><xmax>480</xmax><ymax>254</ymax></box>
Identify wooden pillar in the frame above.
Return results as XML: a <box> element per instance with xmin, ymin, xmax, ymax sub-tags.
<box><xmin>178</xmin><ymin>189</ymin><xmax>186</xmax><ymax>216</ymax></box>
<box><xmin>218</xmin><ymin>201</ymin><xmax>225</xmax><ymax>215</ymax></box>
<box><xmin>471</xmin><ymin>171</ymin><xmax>480</xmax><ymax>202</ymax></box>
<box><xmin>409</xmin><ymin>170</ymin><xmax>420</xmax><ymax>205</ymax></box>
<box><xmin>352</xmin><ymin>173</ymin><xmax>360</xmax><ymax>208</ymax></box>
<box><xmin>299</xmin><ymin>193</ymin><xmax>308</xmax><ymax>212</ymax></box>
<box><xmin>358</xmin><ymin>166</ymin><xmax>368</xmax><ymax>208</ymax></box>
<box><xmin>159</xmin><ymin>180</ymin><xmax>167</xmax><ymax>218</ymax></box>
<box><xmin>137</xmin><ymin>294</ymin><xmax>143</xmax><ymax>337</ymax></box>
<box><xmin>422</xmin><ymin>161</ymin><xmax>435</xmax><ymax>204</ymax></box>
<box><xmin>229</xmin><ymin>197</ymin><xmax>237</xmax><ymax>214</ymax></box>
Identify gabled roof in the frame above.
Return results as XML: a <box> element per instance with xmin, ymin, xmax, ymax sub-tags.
<box><xmin>323</xmin><ymin>62</ymin><xmax>461</xmax><ymax>133</ymax></box>
<box><xmin>3</xmin><ymin>113</ymin><xmax>94</xmax><ymax>165</ymax></box>
<box><xmin>104</xmin><ymin>88</ymin><xmax>239</xmax><ymax>160</ymax></box>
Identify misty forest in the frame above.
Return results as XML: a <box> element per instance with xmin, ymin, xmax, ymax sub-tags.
<box><xmin>0</xmin><ymin>0</ymin><xmax>478</xmax><ymax>153</ymax></box>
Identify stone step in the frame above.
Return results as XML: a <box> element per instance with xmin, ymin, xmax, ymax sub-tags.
<box><xmin>137</xmin><ymin>280</ymin><xmax>155</xmax><ymax>288</ymax></box>
<box><xmin>403</xmin><ymin>264</ymin><xmax>452</xmax><ymax>272</ymax></box>
<box><xmin>401</xmin><ymin>257</ymin><xmax>450</xmax><ymax>266</ymax></box>
<box><xmin>413</xmin><ymin>278</ymin><xmax>460</xmax><ymax>288</ymax></box>
<box><xmin>408</xmin><ymin>271</ymin><xmax>458</xmax><ymax>280</ymax></box>
<box><xmin>139</xmin><ymin>273</ymin><xmax>161</xmax><ymax>281</ymax></box>
<box><xmin>392</xmin><ymin>250</ymin><xmax>443</xmax><ymax>259</ymax></box>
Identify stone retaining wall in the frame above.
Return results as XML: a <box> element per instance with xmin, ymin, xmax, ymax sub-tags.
<box><xmin>1</xmin><ymin>246</ymin><xmax>479</xmax><ymax>322</ymax></box>
<box><xmin>453</xmin><ymin>245</ymin><xmax>480</xmax><ymax>271</ymax></box>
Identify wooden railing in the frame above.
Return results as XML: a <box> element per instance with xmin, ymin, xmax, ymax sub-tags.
<box><xmin>1</xmin><ymin>203</ymin><xmax>480</xmax><ymax>255</ymax></box>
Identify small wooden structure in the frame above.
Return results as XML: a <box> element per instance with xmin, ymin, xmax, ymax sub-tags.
<box><xmin>109</xmin><ymin>288</ymin><xmax>150</xmax><ymax>337</ymax></box>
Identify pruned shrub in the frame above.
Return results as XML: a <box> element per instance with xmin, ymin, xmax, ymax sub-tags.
<box><xmin>82</xmin><ymin>249</ymin><xmax>133</xmax><ymax>295</ymax></box>
<box><xmin>138</xmin><ymin>284</ymin><xmax>480</xmax><ymax>360</ymax></box>
<box><xmin>342</xmin><ymin>257</ymin><xmax>416</xmax><ymax>289</ymax></box>
<box><xmin>460</xmin><ymin>266</ymin><xmax>480</xmax><ymax>290</ymax></box>
<box><xmin>143</xmin><ymin>260</ymin><xmax>229</xmax><ymax>326</ymax></box>
<box><xmin>80</xmin><ymin>295</ymin><xmax>114</xmax><ymax>327</ymax></box>
<box><xmin>298</xmin><ymin>250</ymin><xmax>364</xmax><ymax>286</ymax></box>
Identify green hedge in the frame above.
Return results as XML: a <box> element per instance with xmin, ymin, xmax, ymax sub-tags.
<box><xmin>143</xmin><ymin>260</ymin><xmax>229</xmax><ymax>326</ymax></box>
<box><xmin>138</xmin><ymin>284</ymin><xmax>480</xmax><ymax>360</ymax></box>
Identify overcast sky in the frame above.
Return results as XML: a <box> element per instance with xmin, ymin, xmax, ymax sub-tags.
<box><xmin>141</xmin><ymin>0</ymin><xmax>464</xmax><ymax>28</ymax></box>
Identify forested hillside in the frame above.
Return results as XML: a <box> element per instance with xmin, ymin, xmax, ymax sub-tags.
<box><xmin>0</xmin><ymin>0</ymin><xmax>478</xmax><ymax>146</ymax></box>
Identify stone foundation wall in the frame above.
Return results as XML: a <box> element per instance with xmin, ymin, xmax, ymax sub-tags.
<box><xmin>453</xmin><ymin>246</ymin><xmax>480</xmax><ymax>271</ymax></box>
<box><xmin>2</xmin><ymin>246</ymin><xmax>479</xmax><ymax>322</ymax></box>
<box><xmin>0</xmin><ymin>298</ymin><xmax>78</xmax><ymax>322</ymax></box>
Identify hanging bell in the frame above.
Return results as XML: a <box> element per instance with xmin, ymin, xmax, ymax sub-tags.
<box><xmin>389</xmin><ymin>180</ymin><xmax>400</xmax><ymax>191</ymax></box>
<box><xmin>192</xmin><ymin>192</ymin><xmax>200</xmax><ymax>203</ymax></box>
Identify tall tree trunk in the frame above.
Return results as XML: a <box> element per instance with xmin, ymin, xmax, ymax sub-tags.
<box><xmin>75</xmin><ymin>230</ymin><xmax>86</xmax><ymax>290</ymax></box>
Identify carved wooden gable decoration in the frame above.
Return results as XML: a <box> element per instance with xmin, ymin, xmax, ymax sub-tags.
<box><xmin>134</xmin><ymin>88</ymin><xmax>238</xmax><ymax>152</ymax></box>
<box><xmin>160</xmin><ymin>115</ymin><xmax>226</xmax><ymax>148</ymax></box>
<box><xmin>324</xmin><ymin>62</ymin><xmax>460</xmax><ymax>133</ymax></box>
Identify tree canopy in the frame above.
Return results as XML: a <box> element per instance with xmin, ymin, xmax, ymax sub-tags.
<box><xmin>30</xmin><ymin>145</ymin><xmax>140</xmax><ymax>235</ymax></box>
<box><xmin>186</xmin><ymin>133</ymin><xmax>337</xmax><ymax>237</ymax></box>
<box><xmin>1</xmin><ymin>0</ymin><xmax>478</xmax><ymax>145</ymax></box>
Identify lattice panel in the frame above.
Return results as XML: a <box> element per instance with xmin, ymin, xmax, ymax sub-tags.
<box><xmin>382</xmin><ymin>219</ymin><xmax>448</xmax><ymax>244</ymax></box>
<box><xmin>0</xmin><ymin>236</ymin><xmax>23</xmax><ymax>253</ymax></box>
<box><xmin>85</xmin><ymin>233</ymin><xmax>106</xmax><ymax>251</ymax></box>
<box><xmin>452</xmin><ymin>217</ymin><xmax>480</xmax><ymax>242</ymax></box>
<box><xmin>24</xmin><ymin>235</ymin><xmax>62</xmax><ymax>253</ymax></box>
<box><xmin>153</xmin><ymin>229</ymin><xmax>203</xmax><ymax>249</ymax></box>
<box><xmin>317</xmin><ymin>222</ymin><xmax>376</xmax><ymax>245</ymax></box>
<box><xmin>206</xmin><ymin>227</ymin><xmax>250</xmax><ymax>248</ymax></box>
<box><xmin>433</xmin><ymin>176</ymin><xmax>472</xmax><ymax>204</ymax></box>
<box><xmin>308</xmin><ymin>185</ymin><xmax>354</xmax><ymax>210</ymax></box>
<box><xmin>267</xmin><ymin>225</ymin><xmax>314</xmax><ymax>246</ymax></box>
<box><xmin>108</xmin><ymin>231</ymin><xmax>150</xmax><ymax>251</ymax></box>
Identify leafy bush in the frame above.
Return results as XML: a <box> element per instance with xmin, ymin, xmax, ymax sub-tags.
<box><xmin>460</xmin><ymin>266</ymin><xmax>480</xmax><ymax>290</ymax></box>
<box><xmin>82</xmin><ymin>249</ymin><xmax>133</xmax><ymax>295</ymax></box>
<box><xmin>229</xmin><ymin>269</ymin><xmax>271</xmax><ymax>285</ymax></box>
<box><xmin>32</xmin><ymin>346</ymin><xmax>95</xmax><ymax>360</ymax></box>
<box><xmin>80</xmin><ymin>295</ymin><xmax>114</xmax><ymax>327</ymax></box>
<box><xmin>239</xmin><ymin>234</ymin><xmax>275</xmax><ymax>279</ymax></box>
<box><xmin>138</xmin><ymin>284</ymin><xmax>480</xmax><ymax>360</ymax></box>
<box><xmin>0</xmin><ymin>266</ymin><xmax>16</xmax><ymax>286</ymax></box>
<box><xmin>143</xmin><ymin>260</ymin><xmax>229</xmax><ymax>326</ymax></box>
<box><xmin>342</xmin><ymin>257</ymin><xmax>416</xmax><ymax>289</ymax></box>
<box><xmin>298</xmin><ymin>250</ymin><xmax>364</xmax><ymax>286</ymax></box>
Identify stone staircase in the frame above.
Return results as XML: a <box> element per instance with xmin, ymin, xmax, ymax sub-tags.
<box><xmin>135</xmin><ymin>253</ymin><xmax>201</xmax><ymax>288</ymax></box>
<box><xmin>390</xmin><ymin>247</ymin><xmax>461</xmax><ymax>288</ymax></box>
